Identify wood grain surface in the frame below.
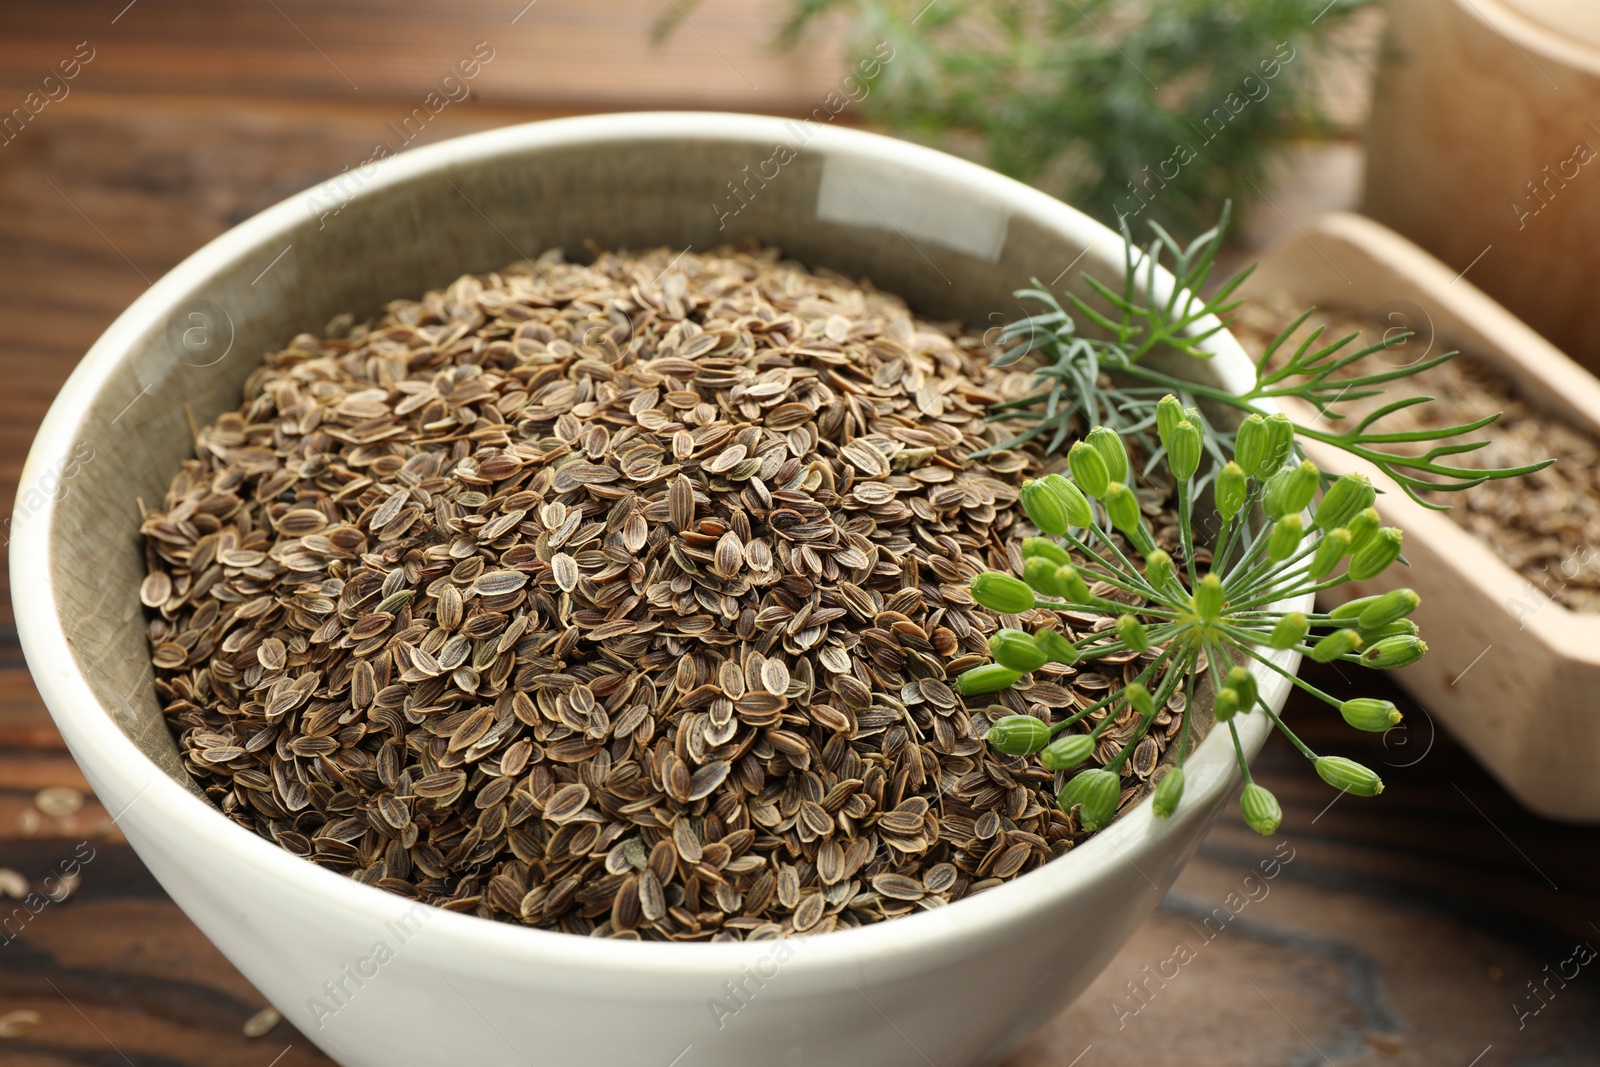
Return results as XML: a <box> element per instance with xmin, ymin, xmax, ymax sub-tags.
<box><xmin>2</xmin><ymin>3</ymin><xmax>1598</xmax><ymax>1064</ymax></box>
<box><xmin>0</xmin><ymin>0</ymin><xmax>843</xmax><ymax>110</ymax></box>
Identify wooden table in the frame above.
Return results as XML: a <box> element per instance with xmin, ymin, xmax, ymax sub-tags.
<box><xmin>2</xmin><ymin>3</ymin><xmax>1598</xmax><ymax>1064</ymax></box>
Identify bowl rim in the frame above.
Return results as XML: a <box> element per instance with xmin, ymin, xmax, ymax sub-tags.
<box><xmin>13</xmin><ymin>111</ymin><xmax>1301</xmax><ymax>977</ymax></box>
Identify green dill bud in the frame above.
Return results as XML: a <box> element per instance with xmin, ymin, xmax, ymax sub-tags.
<box><xmin>1057</xmin><ymin>768</ymin><xmax>1121</xmax><ymax>830</ymax></box>
<box><xmin>1267</xmin><ymin>515</ymin><xmax>1306</xmax><ymax>562</ymax></box>
<box><xmin>990</xmin><ymin>628</ymin><xmax>1048</xmax><ymax>673</ymax></box>
<box><xmin>1344</xmin><ymin>507</ymin><xmax>1381</xmax><ymax>554</ymax></box>
<box><xmin>1116</xmin><ymin>614</ymin><xmax>1149</xmax><ymax>653</ymax></box>
<box><xmin>1193</xmin><ymin>572</ymin><xmax>1225</xmax><ymax>619</ymax></box>
<box><xmin>1151</xmin><ymin>766</ymin><xmax>1184</xmax><ymax>819</ymax></box>
<box><xmin>971</xmin><ymin>572</ymin><xmax>1036</xmax><ymax>615</ymax></box>
<box><xmin>1311</xmin><ymin>628</ymin><xmax>1363</xmax><ymax>662</ymax></box>
<box><xmin>1087</xmin><ymin>426</ymin><xmax>1130</xmax><ymax>485</ymax></box>
<box><xmin>1264</xmin><ymin>460</ymin><xmax>1318</xmax><ymax>520</ymax></box>
<box><xmin>1329</xmin><ymin>594</ymin><xmax>1381</xmax><ymax>621</ymax></box>
<box><xmin>1023</xmin><ymin>555</ymin><xmax>1065</xmax><ymax>597</ymax></box>
<box><xmin>1348</xmin><ymin>528</ymin><xmax>1404</xmax><ymax>581</ymax></box>
<box><xmin>1054</xmin><ymin>564</ymin><xmax>1093</xmax><ymax>603</ymax></box>
<box><xmin>1039</xmin><ymin>731</ymin><xmax>1095</xmax><ymax>771</ymax></box>
<box><xmin>1285</xmin><ymin>460</ymin><xmax>1320</xmax><ymax>514</ymax></box>
<box><xmin>986</xmin><ymin>714</ymin><xmax>1051</xmax><ymax>755</ymax></box>
<box><xmin>1216</xmin><ymin>461</ymin><xmax>1249</xmax><ymax>520</ymax></box>
<box><xmin>1034</xmin><ymin>628</ymin><xmax>1080</xmax><ymax>665</ymax></box>
<box><xmin>1225</xmin><ymin>665</ymin><xmax>1257</xmax><ymax>710</ymax></box>
<box><xmin>1214</xmin><ymin>686</ymin><xmax>1241</xmax><ymax>721</ymax></box>
<box><xmin>1156</xmin><ymin>394</ymin><xmax>1185</xmax><ymax>446</ymax></box>
<box><xmin>955</xmin><ymin>663</ymin><xmax>1024</xmax><ymax>695</ymax></box>
<box><xmin>1124</xmin><ymin>681</ymin><xmax>1156</xmax><ymax>716</ymax></box>
<box><xmin>1268</xmin><ymin>612</ymin><xmax>1309</xmax><ymax>649</ymax></box>
<box><xmin>1360</xmin><ymin>635</ymin><xmax>1428</xmax><ymax>669</ymax></box>
<box><xmin>1340</xmin><ymin>698</ymin><xmax>1402</xmax><ymax>732</ymax></box>
<box><xmin>1234</xmin><ymin>414</ymin><xmax>1267</xmax><ymax>475</ymax></box>
<box><xmin>1308</xmin><ymin>528</ymin><xmax>1351</xmax><ymax>579</ymax></box>
<box><xmin>1144</xmin><ymin>549</ymin><xmax>1175</xmax><ymax>590</ymax></box>
<box><xmin>1262</xmin><ymin>467</ymin><xmax>1293</xmax><ymax>520</ymax></box>
<box><xmin>1240</xmin><ymin>783</ymin><xmax>1283</xmax><ymax>836</ymax></box>
<box><xmin>1042</xmin><ymin>473</ymin><xmax>1094</xmax><ymax>527</ymax></box>
<box><xmin>1021</xmin><ymin>479</ymin><xmax>1071</xmax><ymax>537</ymax></box>
<box><xmin>1312</xmin><ymin>472</ymin><xmax>1375</xmax><ymax>531</ymax></box>
<box><xmin>1314</xmin><ymin>755</ymin><xmax>1384</xmax><ymax>796</ymax></box>
<box><xmin>1021</xmin><ymin>536</ymin><xmax>1071</xmax><ymax>567</ymax></box>
<box><xmin>1102</xmin><ymin>481</ymin><xmax>1142</xmax><ymax>537</ymax></box>
<box><xmin>1262</xmin><ymin>412</ymin><xmax>1295</xmax><ymax>476</ymax></box>
<box><xmin>1360</xmin><ymin>618</ymin><xmax>1419</xmax><ymax>642</ymax></box>
<box><xmin>1168</xmin><ymin>419</ymin><xmax>1202</xmax><ymax>483</ymax></box>
<box><xmin>1068</xmin><ymin>441</ymin><xmax>1110</xmax><ymax>498</ymax></box>
<box><xmin>1356</xmin><ymin>588</ymin><xmax>1420</xmax><ymax>629</ymax></box>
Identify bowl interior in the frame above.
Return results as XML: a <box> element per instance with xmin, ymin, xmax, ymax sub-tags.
<box><xmin>29</xmin><ymin>113</ymin><xmax>1251</xmax><ymax>819</ymax></box>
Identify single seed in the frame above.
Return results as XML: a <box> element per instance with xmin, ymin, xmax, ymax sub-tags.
<box><xmin>793</xmin><ymin>892</ymin><xmax>826</xmax><ymax>931</ymax></box>
<box><xmin>550</xmin><ymin>553</ymin><xmax>579</xmax><ymax>592</ymax></box>
<box><xmin>242</xmin><ymin>1006</ymin><xmax>281</xmax><ymax>1038</ymax></box>
<box><xmin>871</xmin><ymin>873</ymin><xmax>925</xmax><ymax>901</ymax></box>
<box><xmin>34</xmin><ymin>787</ymin><xmax>84</xmax><ymax>817</ymax></box>
<box><xmin>44</xmin><ymin>874</ymin><xmax>80</xmax><ymax>903</ymax></box>
<box><xmin>545</xmin><ymin>784</ymin><xmax>592</xmax><ymax>824</ymax></box>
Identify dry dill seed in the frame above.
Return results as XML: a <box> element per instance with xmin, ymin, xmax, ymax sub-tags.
<box><xmin>242</xmin><ymin>1006</ymin><xmax>281</xmax><ymax>1038</ymax></box>
<box><xmin>0</xmin><ymin>1011</ymin><xmax>40</xmax><ymax>1039</ymax></box>
<box><xmin>141</xmin><ymin>244</ymin><xmax>1189</xmax><ymax>942</ymax></box>
<box><xmin>43</xmin><ymin>874</ymin><xmax>80</xmax><ymax>904</ymax></box>
<box><xmin>0</xmin><ymin>869</ymin><xmax>28</xmax><ymax>900</ymax></box>
<box><xmin>33</xmin><ymin>787</ymin><xmax>84</xmax><ymax>818</ymax></box>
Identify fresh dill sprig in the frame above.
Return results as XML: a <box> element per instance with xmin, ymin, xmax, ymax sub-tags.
<box><xmin>985</xmin><ymin>206</ymin><xmax>1553</xmax><ymax>508</ymax></box>
<box><xmin>759</xmin><ymin>0</ymin><xmax>1375</xmax><ymax>234</ymax></box>
<box><xmin>968</xmin><ymin>415</ymin><xmax>1418</xmax><ymax>833</ymax></box>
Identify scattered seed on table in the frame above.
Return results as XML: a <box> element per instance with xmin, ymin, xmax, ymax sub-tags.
<box><xmin>0</xmin><ymin>1010</ymin><xmax>40</xmax><ymax>1038</ymax></box>
<box><xmin>0</xmin><ymin>870</ymin><xmax>27</xmax><ymax>900</ymax></box>
<box><xmin>43</xmin><ymin>874</ymin><xmax>80</xmax><ymax>904</ymax></box>
<box><xmin>34</xmin><ymin>787</ymin><xmax>83</xmax><ymax>818</ymax></box>
<box><xmin>242</xmin><ymin>1006</ymin><xmax>281</xmax><ymax>1038</ymax></box>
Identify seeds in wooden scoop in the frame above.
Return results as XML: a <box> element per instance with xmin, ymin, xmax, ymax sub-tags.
<box><xmin>1235</xmin><ymin>297</ymin><xmax>1600</xmax><ymax>612</ymax></box>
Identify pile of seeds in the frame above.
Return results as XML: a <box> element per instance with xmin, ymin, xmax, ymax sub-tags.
<box><xmin>142</xmin><ymin>245</ymin><xmax>1185</xmax><ymax>941</ymax></box>
<box><xmin>1235</xmin><ymin>298</ymin><xmax>1600</xmax><ymax>612</ymax></box>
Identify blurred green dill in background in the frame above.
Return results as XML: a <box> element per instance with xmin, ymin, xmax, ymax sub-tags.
<box><xmin>659</xmin><ymin>0</ymin><xmax>1374</xmax><ymax>232</ymax></box>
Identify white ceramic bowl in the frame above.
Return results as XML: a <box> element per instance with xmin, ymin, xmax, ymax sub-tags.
<box><xmin>13</xmin><ymin>113</ymin><xmax>1304</xmax><ymax>1067</ymax></box>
